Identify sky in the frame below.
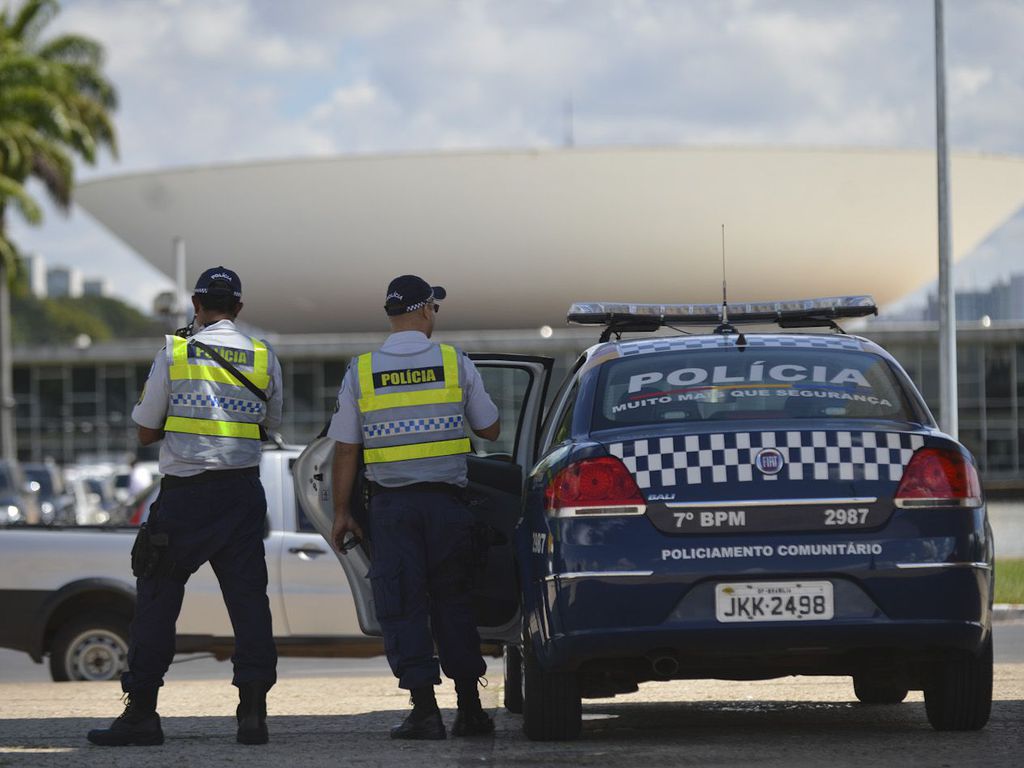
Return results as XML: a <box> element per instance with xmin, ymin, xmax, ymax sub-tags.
<box><xmin>7</xmin><ymin>0</ymin><xmax>1024</xmax><ymax>315</ymax></box>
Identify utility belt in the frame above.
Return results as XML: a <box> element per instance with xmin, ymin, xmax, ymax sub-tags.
<box><xmin>161</xmin><ymin>465</ymin><xmax>259</xmax><ymax>490</ymax></box>
<box><xmin>368</xmin><ymin>480</ymin><xmax>464</xmax><ymax>498</ymax></box>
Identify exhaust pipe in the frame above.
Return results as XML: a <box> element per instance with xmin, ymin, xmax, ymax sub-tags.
<box><xmin>649</xmin><ymin>654</ymin><xmax>679</xmax><ymax>678</ymax></box>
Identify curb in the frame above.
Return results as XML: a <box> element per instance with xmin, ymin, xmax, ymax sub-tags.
<box><xmin>993</xmin><ymin>603</ymin><xmax>1024</xmax><ymax>622</ymax></box>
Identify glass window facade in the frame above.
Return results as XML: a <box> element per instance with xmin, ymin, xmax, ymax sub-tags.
<box><xmin>867</xmin><ymin>327</ymin><xmax>1022</xmax><ymax>484</ymax></box>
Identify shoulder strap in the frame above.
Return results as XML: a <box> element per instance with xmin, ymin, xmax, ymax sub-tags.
<box><xmin>190</xmin><ymin>339</ymin><xmax>269</xmax><ymax>403</ymax></box>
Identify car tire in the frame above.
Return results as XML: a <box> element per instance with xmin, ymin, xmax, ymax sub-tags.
<box><xmin>924</xmin><ymin>634</ymin><xmax>993</xmax><ymax>731</ymax></box>
<box><xmin>521</xmin><ymin>640</ymin><xmax>581</xmax><ymax>741</ymax></box>
<box><xmin>852</xmin><ymin>675</ymin><xmax>908</xmax><ymax>704</ymax></box>
<box><xmin>49</xmin><ymin>614</ymin><xmax>130</xmax><ymax>683</ymax></box>
<box><xmin>503</xmin><ymin>644</ymin><xmax>524</xmax><ymax>714</ymax></box>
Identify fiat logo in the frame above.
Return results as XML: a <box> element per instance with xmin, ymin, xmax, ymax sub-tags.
<box><xmin>755</xmin><ymin>448</ymin><xmax>785</xmax><ymax>475</ymax></box>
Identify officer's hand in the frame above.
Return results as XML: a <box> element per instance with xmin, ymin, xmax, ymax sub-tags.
<box><xmin>331</xmin><ymin>509</ymin><xmax>364</xmax><ymax>554</ymax></box>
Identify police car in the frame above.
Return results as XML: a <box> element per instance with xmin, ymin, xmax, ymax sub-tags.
<box><xmin>294</xmin><ymin>296</ymin><xmax>993</xmax><ymax>741</ymax></box>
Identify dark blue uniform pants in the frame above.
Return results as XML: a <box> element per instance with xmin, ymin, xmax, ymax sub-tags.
<box><xmin>120</xmin><ymin>472</ymin><xmax>277</xmax><ymax>693</ymax></box>
<box><xmin>368</xmin><ymin>488</ymin><xmax>486</xmax><ymax>690</ymax></box>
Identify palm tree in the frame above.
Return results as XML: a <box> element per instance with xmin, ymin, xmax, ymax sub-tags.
<box><xmin>0</xmin><ymin>0</ymin><xmax>118</xmax><ymax>460</ymax></box>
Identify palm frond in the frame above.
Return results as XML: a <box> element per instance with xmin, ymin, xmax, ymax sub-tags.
<box><xmin>0</xmin><ymin>173</ymin><xmax>43</xmax><ymax>224</ymax></box>
<box><xmin>30</xmin><ymin>151</ymin><xmax>71</xmax><ymax>209</ymax></box>
<box><xmin>36</xmin><ymin>33</ymin><xmax>103</xmax><ymax>68</ymax></box>
<box><xmin>0</xmin><ymin>0</ymin><xmax>118</xmax><ymax>240</ymax></box>
<box><xmin>0</xmin><ymin>233</ymin><xmax>23</xmax><ymax>280</ymax></box>
<box><xmin>55</xmin><ymin>60</ymin><xmax>117</xmax><ymax>109</ymax></box>
<box><xmin>9</xmin><ymin>0</ymin><xmax>59</xmax><ymax>46</ymax></box>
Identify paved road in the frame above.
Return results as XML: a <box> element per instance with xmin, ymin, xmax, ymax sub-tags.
<box><xmin>2</xmin><ymin>621</ymin><xmax>1021</xmax><ymax>684</ymax></box>
<box><xmin>1</xmin><ymin>624</ymin><xmax>1022</xmax><ymax>768</ymax></box>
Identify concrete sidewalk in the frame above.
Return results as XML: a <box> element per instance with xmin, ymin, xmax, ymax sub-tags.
<box><xmin>2</xmin><ymin>665</ymin><xmax>1023</xmax><ymax>768</ymax></box>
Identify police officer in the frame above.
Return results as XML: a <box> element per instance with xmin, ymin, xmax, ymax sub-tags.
<box><xmin>328</xmin><ymin>275</ymin><xmax>500</xmax><ymax>740</ymax></box>
<box><xmin>87</xmin><ymin>267</ymin><xmax>283</xmax><ymax>747</ymax></box>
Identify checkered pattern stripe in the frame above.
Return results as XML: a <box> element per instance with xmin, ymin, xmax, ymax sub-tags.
<box><xmin>170</xmin><ymin>393</ymin><xmax>263</xmax><ymax>414</ymax></box>
<box><xmin>363</xmin><ymin>415</ymin><xmax>464</xmax><ymax>439</ymax></box>
<box><xmin>617</xmin><ymin>334</ymin><xmax>865</xmax><ymax>356</ymax></box>
<box><xmin>608</xmin><ymin>431</ymin><xmax>925</xmax><ymax>489</ymax></box>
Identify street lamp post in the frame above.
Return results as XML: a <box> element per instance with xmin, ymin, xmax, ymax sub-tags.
<box><xmin>935</xmin><ymin>0</ymin><xmax>958</xmax><ymax>437</ymax></box>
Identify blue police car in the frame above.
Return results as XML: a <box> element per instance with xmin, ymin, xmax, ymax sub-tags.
<box><xmin>294</xmin><ymin>295</ymin><xmax>992</xmax><ymax>742</ymax></box>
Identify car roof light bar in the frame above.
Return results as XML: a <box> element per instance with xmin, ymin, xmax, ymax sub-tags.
<box><xmin>567</xmin><ymin>295</ymin><xmax>877</xmax><ymax>332</ymax></box>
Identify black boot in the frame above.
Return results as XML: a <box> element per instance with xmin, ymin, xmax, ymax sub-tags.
<box><xmin>451</xmin><ymin>678</ymin><xmax>494</xmax><ymax>737</ymax></box>
<box><xmin>87</xmin><ymin>688</ymin><xmax>164</xmax><ymax>747</ymax></box>
<box><xmin>236</xmin><ymin>682</ymin><xmax>269</xmax><ymax>745</ymax></box>
<box><xmin>390</xmin><ymin>686</ymin><xmax>446</xmax><ymax>740</ymax></box>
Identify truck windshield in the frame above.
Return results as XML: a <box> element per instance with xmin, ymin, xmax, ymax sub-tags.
<box><xmin>594</xmin><ymin>347</ymin><xmax>915</xmax><ymax>429</ymax></box>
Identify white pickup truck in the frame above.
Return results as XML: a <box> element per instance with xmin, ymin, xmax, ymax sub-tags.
<box><xmin>0</xmin><ymin>444</ymin><xmax>369</xmax><ymax>682</ymax></box>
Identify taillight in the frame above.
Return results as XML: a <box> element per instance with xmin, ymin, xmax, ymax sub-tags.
<box><xmin>894</xmin><ymin>447</ymin><xmax>983</xmax><ymax>508</ymax></box>
<box><xmin>545</xmin><ymin>457</ymin><xmax>646</xmax><ymax>517</ymax></box>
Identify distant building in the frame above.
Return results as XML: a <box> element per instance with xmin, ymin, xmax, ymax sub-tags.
<box><xmin>924</xmin><ymin>270</ymin><xmax>1024</xmax><ymax>322</ymax></box>
<box><xmin>82</xmin><ymin>278</ymin><xmax>111</xmax><ymax>297</ymax></box>
<box><xmin>1008</xmin><ymin>274</ymin><xmax>1024</xmax><ymax>317</ymax></box>
<box><xmin>46</xmin><ymin>266</ymin><xmax>83</xmax><ymax>298</ymax></box>
<box><xmin>17</xmin><ymin>253</ymin><xmax>47</xmax><ymax>298</ymax></box>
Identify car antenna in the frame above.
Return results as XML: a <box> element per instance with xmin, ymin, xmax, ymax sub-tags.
<box><xmin>715</xmin><ymin>224</ymin><xmax>746</xmax><ymax>347</ymax></box>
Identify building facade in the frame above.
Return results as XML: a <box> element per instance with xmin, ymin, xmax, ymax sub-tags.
<box><xmin>11</xmin><ymin>324</ymin><xmax>1024</xmax><ymax>488</ymax></box>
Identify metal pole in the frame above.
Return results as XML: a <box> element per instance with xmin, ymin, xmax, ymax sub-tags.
<box><xmin>0</xmin><ymin>259</ymin><xmax>15</xmax><ymax>461</ymax></box>
<box><xmin>173</xmin><ymin>237</ymin><xmax>187</xmax><ymax>330</ymax></box>
<box><xmin>934</xmin><ymin>0</ymin><xmax>958</xmax><ymax>437</ymax></box>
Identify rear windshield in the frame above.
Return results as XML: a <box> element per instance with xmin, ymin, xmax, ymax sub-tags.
<box><xmin>594</xmin><ymin>347</ymin><xmax>915</xmax><ymax>429</ymax></box>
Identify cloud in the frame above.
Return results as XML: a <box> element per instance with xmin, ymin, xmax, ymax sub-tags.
<box><xmin>12</xmin><ymin>0</ymin><xmax>1023</xmax><ymax>310</ymax></box>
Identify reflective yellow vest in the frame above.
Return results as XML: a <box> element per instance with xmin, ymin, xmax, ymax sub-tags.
<box><xmin>164</xmin><ymin>335</ymin><xmax>269</xmax><ymax>441</ymax></box>
<box><xmin>356</xmin><ymin>343</ymin><xmax>471</xmax><ymax>467</ymax></box>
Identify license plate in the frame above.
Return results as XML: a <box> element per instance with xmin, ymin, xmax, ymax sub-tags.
<box><xmin>715</xmin><ymin>581</ymin><xmax>834</xmax><ymax>623</ymax></box>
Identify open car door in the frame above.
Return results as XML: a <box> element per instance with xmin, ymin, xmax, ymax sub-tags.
<box><xmin>293</xmin><ymin>354</ymin><xmax>553</xmax><ymax>643</ymax></box>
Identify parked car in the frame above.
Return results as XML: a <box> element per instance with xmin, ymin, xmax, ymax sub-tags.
<box><xmin>0</xmin><ymin>459</ymin><xmax>41</xmax><ymax>526</ymax></box>
<box><xmin>294</xmin><ymin>295</ymin><xmax>993</xmax><ymax>740</ymax></box>
<box><xmin>62</xmin><ymin>469</ymin><xmax>119</xmax><ymax>526</ymax></box>
<box><xmin>22</xmin><ymin>461</ymin><xmax>76</xmax><ymax>526</ymax></box>
<box><xmin>0</xmin><ymin>445</ymin><xmax>368</xmax><ymax>681</ymax></box>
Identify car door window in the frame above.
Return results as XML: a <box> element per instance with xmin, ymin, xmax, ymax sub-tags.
<box><xmin>473</xmin><ymin>366</ymin><xmax>532</xmax><ymax>459</ymax></box>
<box><xmin>551</xmin><ymin>383</ymin><xmax>579</xmax><ymax>446</ymax></box>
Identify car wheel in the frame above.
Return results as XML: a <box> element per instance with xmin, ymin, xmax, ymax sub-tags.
<box><xmin>50</xmin><ymin>614</ymin><xmax>130</xmax><ymax>683</ymax></box>
<box><xmin>521</xmin><ymin>639</ymin><xmax>581</xmax><ymax>741</ymax></box>
<box><xmin>924</xmin><ymin>634</ymin><xmax>993</xmax><ymax>731</ymax></box>
<box><xmin>852</xmin><ymin>674</ymin><xmax>908</xmax><ymax>704</ymax></box>
<box><xmin>503</xmin><ymin>644</ymin><xmax>523</xmax><ymax>714</ymax></box>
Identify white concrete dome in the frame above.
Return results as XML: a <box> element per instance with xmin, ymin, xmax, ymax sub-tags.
<box><xmin>77</xmin><ymin>147</ymin><xmax>1024</xmax><ymax>333</ymax></box>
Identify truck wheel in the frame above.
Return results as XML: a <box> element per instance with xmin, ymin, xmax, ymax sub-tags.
<box><xmin>50</xmin><ymin>614</ymin><xmax>130</xmax><ymax>682</ymax></box>
<box><xmin>924</xmin><ymin>634</ymin><xmax>993</xmax><ymax>731</ymax></box>
<box><xmin>853</xmin><ymin>674</ymin><xmax>908</xmax><ymax>704</ymax></box>
<box><xmin>503</xmin><ymin>644</ymin><xmax>523</xmax><ymax>714</ymax></box>
<box><xmin>522</xmin><ymin>640</ymin><xmax>581</xmax><ymax>741</ymax></box>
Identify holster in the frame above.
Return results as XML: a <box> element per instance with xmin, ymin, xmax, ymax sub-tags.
<box><xmin>129</xmin><ymin>498</ymin><xmax>190</xmax><ymax>582</ymax></box>
<box><xmin>130</xmin><ymin>522</ymin><xmax>170</xmax><ymax>579</ymax></box>
<box><xmin>468</xmin><ymin>520</ymin><xmax>507</xmax><ymax>573</ymax></box>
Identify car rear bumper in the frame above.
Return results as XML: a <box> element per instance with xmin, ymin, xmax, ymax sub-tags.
<box><xmin>529</xmin><ymin>563</ymin><xmax>993</xmax><ymax>671</ymax></box>
<box><xmin>537</xmin><ymin>618</ymin><xmax>989</xmax><ymax>670</ymax></box>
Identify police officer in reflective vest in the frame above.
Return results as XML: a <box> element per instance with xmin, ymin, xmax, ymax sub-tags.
<box><xmin>328</xmin><ymin>275</ymin><xmax>500</xmax><ymax>740</ymax></box>
<box><xmin>88</xmin><ymin>267</ymin><xmax>283</xmax><ymax>747</ymax></box>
